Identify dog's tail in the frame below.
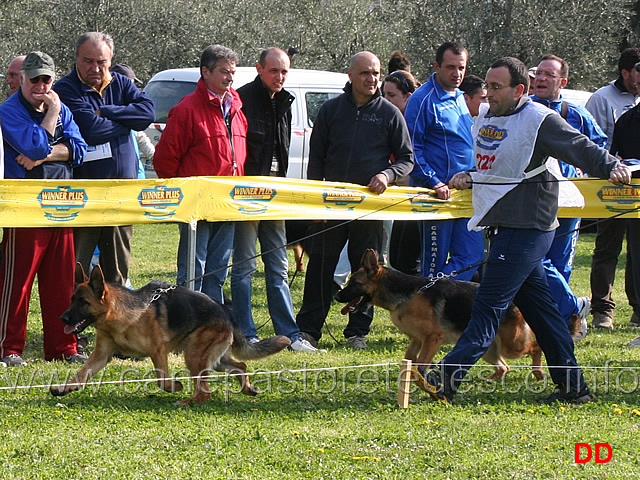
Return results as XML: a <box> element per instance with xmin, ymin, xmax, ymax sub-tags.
<box><xmin>231</xmin><ymin>327</ymin><xmax>291</xmax><ymax>360</ymax></box>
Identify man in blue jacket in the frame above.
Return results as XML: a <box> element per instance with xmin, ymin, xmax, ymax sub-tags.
<box><xmin>54</xmin><ymin>32</ymin><xmax>155</xmax><ymax>285</ymax></box>
<box><xmin>0</xmin><ymin>51</ymin><xmax>87</xmax><ymax>366</ymax></box>
<box><xmin>531</xmin><ymin>54</ymin><xmax>608</xmax><ymax>339</ymax></box>
<box><xmin>404</xmin><ymin>42</ymin><xmax>484</xmax><ymax>281</ymax></box>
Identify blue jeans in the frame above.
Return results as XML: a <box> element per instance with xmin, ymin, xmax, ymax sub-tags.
<box><xmin>418</xmin><ymin>218</ymin><xmax>484</xmax><ymax>281</ymax></box>
<box><xmin>177</xmin><ymin>221</ymin><xmax>234</xmax><ymax>304</ymax></box>
<box><xmin>230</xmin><ymin>220</ymin><xmax>299</xmax><ymax>341</ymax></box>
<box><xmin>441</xmin><ymin>228</ymin><xmax>587</xmax><ymax>392</ymax></box>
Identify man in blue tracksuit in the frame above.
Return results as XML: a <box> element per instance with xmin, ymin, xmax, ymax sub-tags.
<box><xmin>531</xmin><ymin>54</ymin><xmax>607</xmax><ymax>338</ymax></box>
<box><xmin>404</xmin><ymin>42</ymin><xmax>483</xmax><ymax>281</ymax></box>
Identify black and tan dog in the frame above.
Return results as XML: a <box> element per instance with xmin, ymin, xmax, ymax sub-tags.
<box><xmin>335</xmin><ymin>249</ymin><xmax>544</xmax><ymax>380</ymax></box>
<box><xmin>51</xmin><ymin>263</ymin><xmax>291</xmax><ymax>405</ymax></box>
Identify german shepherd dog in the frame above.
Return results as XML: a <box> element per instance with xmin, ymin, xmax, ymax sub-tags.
<box><xmin>335</xmin><ymin>249</ymin><xmax>544</xmax><ymax>380</ymax></box>
<box><xmin>50</xmin><ymin>264</ymin><xmax>291</xmax><ymax>405</ymax></box>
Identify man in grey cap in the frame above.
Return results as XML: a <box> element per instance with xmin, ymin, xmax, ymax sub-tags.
<box><xmin>0</xmin><ymin>51</ymin><xmax>87</xmax><ymax>366</ymax></box>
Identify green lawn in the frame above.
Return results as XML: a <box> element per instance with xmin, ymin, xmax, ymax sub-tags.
<box><xmin>2</xmin><ymin>223</ymin><xmax>639</xmax><ymax>479</ymax></box>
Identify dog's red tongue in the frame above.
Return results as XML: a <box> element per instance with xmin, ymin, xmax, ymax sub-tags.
<box><xmin>64</xmin><ymin>324</ymin><xmax>79</xmax><ymax>335</ymax></box>
<box><xmin>340</xmin><ymin>297</ymin><xmax>361</xmax><ymax>315</ymax></box>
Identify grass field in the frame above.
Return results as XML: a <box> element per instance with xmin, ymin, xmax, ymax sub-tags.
<box><xmin>2</xmin><ymin>223</ymin><xmax>640</xmax><ymax>479</ymax></box>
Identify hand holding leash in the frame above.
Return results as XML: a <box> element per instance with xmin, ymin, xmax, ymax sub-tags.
<box><xmin>608</xmin><ymin>165</ymin><xmax>632</xmax><ymax>185</ymax></box>
<box><xmin>449</xmin><ymin>172</ymin><xmax>472</xmax><ymax>190</ymax></box>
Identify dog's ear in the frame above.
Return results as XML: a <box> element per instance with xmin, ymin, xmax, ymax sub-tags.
<box><xmin>88</xmin><ymin>264</ymin><xmax>106</xmax><ymax>300</ymax></box>
<box><xmin>362</xmin><ymin>249</ymin><xmax>380</xmax><ymax>279</ymax></box>
<box><xmin>74</xmin><ymin>262</ymin><xmax>88</xmax><ymax>285</ymax></box>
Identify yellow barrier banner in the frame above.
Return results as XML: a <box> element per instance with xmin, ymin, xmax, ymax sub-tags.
<box><xmin>0</xmin><ymin>176</ymin><xmax>638</xmax><ymax>228</ymax></box>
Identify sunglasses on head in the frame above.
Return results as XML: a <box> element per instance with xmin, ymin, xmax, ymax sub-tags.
<box><xmin>635</xmin><ymin>62</ymin><xmax>640</xmax><ymax>73</ymax></box>
<box><xmin>389</xmin><ymin>71</ymin><xmax>413</xmax><ymax>94</ymax></box>
<box><xmin>29</xmin><ymin>75</ymin><xmax>53</xmax><ymax>84</ymax></box>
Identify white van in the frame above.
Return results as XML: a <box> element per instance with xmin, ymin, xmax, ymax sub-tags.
<box><xmin>143</xmin><ymin>67</ymin><xmax>348</xmax><ymax>179</ymax></box>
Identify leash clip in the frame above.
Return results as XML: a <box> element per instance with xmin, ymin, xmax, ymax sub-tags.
<box><xmin>419</xmin><ymin>271</ymin><xmax>449</xmax><ymax>292</ymax></box>
<box><xmin>148</xmin><ymin>284</ymin><xmax>178</xmax><ymax>306</ymax></box>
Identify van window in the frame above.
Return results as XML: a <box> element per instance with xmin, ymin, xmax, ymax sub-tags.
<box><xmin>305</xmin><ymin>92</ymin><xmax>341</xmax><ymax>126</ymax></box>
<box><xmin>145</xmin><ymin>81</ymin><xmax>198</xmax><ymax>123</ymax></box>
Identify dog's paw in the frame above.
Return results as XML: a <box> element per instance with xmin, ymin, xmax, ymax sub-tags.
<box><xmin>161</xmin><ymin>380</ymin><xmax>183</xmax><ymax>393</ymax></box>
<box><xmin>242</xmin><ymin>384</ymin><xmax>258</xmax><ymax>396</ymax></box>
<box><xmin>50</xmin><ymin>386</ymin><xmax>69</xmax><ymax>396</ymax></box>
<box><xmin>532</xmin><ymin>370</ymin><xmax>545</xmax><ymax>381</ymax></box>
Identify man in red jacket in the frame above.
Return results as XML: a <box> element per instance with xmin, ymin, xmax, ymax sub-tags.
<box><xmin>154</xmin><ymin>45</ymin><xmax>247</xmax><ymax>303</ymax></box>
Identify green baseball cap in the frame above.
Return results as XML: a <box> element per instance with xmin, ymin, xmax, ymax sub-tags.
<box><xmin>22</xmin><ymin>51</ymin><xmax>55</xmax><ymax>79</ymax></box>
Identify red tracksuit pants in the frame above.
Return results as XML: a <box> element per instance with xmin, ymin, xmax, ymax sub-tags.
<box><xmin>0</xmin><ymin>227</ymin><xmax>78</xmax><ymax>361</ymax></box>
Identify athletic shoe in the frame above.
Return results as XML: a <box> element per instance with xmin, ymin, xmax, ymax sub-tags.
<box><xmin>299</xmin><ymin>332</ymin><xmax>319</xmax><ymax>349</ymax></box>
<box><xmin>592</xmin><ymin>312</ymin><xmax>614</xmax><ymax>330</ymax></box>
<box><xmin>64</xmin><ymin>353</ymin><xmax>88</xmax><ymax>364</ymax></box>
<box><xmin>627</xmin><ymin>336</ymin><xmax>640</xmax><ymax>347</ymax></box>
<box><xmin>0</xmin><ymin>354</ymin><xmax>27</xmax><ymax>367</ymax></box>
<box><xmin>289</xmin><ymin>337</ymin><xmax>326</xmax><ymax>353</ymax></box>
<box><xmin>536</xmin><ymin>384</ymin><xmax>594</xmax><ymax>404</ymax></box>
<box><xmin>629</xmin><ymin>312</ymin><xmax>640</xmax><ymax>327</ymax></box>
<box><xmin>412</xmin><ymin>365</ymin><xmax>452</xmax><ymax>403</ymax></box>
<box><xmin>572</xmin><ymin>296</ymin><xmax>591</xmax><ymax>341</ymax></box>
<box><xmin>346</xmin><ymin>335</ymin><xmax>367</xmax><ymax>350</ymax></box>
<box><xmin>247</xmin><ymin>337</ymin><xmax>260</xmax><ymax>344</ymax></box>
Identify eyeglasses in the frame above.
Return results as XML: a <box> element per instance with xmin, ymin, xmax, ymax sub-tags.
<box><xmin>486</xmin><ymin>83</ymin><xmax>510</xmax><ymax>91</ymax></box>
<box><xmin>28</xmin><ymin>75</ymin><xmax>53</xmax><ymax>84</ymax></box>
<box><xmin>634</xmin><ymin>62</ymin><xmax>640</xmax><ymax>72</ymax></box>
<box><xmin>535</xmin><ymin>71</ymin><xmax>563</xmax><ymax>79</ymax></box>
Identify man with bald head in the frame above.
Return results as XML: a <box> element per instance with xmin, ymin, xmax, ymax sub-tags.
<box><xmin>5</xmin><ymin>55</ymin><xmax>25</xmax><ymax>96</ymax></box>
<box><xmin>231</xmin><ymin>48</ymin><xmax>319</xmax><ymax>352</ymax></box>
<box><xmin>295</xmin><ymin>51</ymin><xmax>414</xmax><ymax>350</ymax></box>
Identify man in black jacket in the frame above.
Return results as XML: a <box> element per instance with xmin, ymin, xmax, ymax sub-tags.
<box><xmin>608</xmin><ymin>67</ymin><xmax>640</xmax><ymax>346</ymax></box>
<box><xmin>296</xmin><ymin>51</ymin><xmax>414</xmax><ymax>350</ymax></box>
<box><xmin>231</xmin><ymin>48</ymin><xmax>320</xmax><ymax>353</ymax></box>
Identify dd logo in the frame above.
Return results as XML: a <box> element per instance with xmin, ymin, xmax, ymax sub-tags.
<box><xmin>574</xmin><ymin>443</ymin><xmax>613</xmax><ymax>463</ymax></box>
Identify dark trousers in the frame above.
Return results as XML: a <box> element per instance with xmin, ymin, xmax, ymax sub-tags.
<box><xmin>440</xmin><ymin>228</ymin><xmax>587</xmax><ymax>392</ymax></box>
<box><xmin>590</xmin><ymin>219</ymin><xmax>636</xmax><ymax>315</ymax></box>
<box><xmin>74</xmin><ymin>226</ymin><xmax>133</xmax><ymax>286</ymax></box>
<box><xmin>389</xmin><ymin>220</ymin><xmax>420</xmax><ymax>275</ymax></box>
<box><xmin>624</xmin><ymin>219</ymin><xmax>640</xmax><ymax>313</ymax></box>
<box><xmin>296</xmin><ymin>220</ymin><xmax>383</xmax><ymax>340</ymax></box>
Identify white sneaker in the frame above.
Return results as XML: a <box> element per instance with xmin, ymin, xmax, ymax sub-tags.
<box><xmin>573</xmin><ymin>296</ymin><xmax>591</xmax><ymax>341</ymax></box>
<box><xmin>289</xmin><ymin>337</ymin><xmax>326</xmax><ymax>353</ymax></box>
<box><xmin>577</xmin><ymin>296</ymin><xmax>591</xmax><ymax>321</ymax></box>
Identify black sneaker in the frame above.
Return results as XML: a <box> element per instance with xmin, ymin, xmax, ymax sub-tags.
<box><xmin>64</xmin><ymin>353</ymin><xmax>88</xmax><ymax>364</ymax></box>
<box><xmin>412</xmin><ymin>365</ymin><xmax>452</xmax><ymax>403</ymax></box>
<box><xmin>75</xmin><ymin>334</ymin><xmax>89</xmax><ymax>355</ymax></box>
<box><xmin>536</xmin><ymin>384</ymin><xmax>594</xmax><ymax>404</ymax></box>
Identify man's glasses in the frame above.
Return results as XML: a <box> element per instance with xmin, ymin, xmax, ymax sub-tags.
<box><xmin>634</xmin><ymin>62</ymin><xmax>640</xmax><ymax>73</ymax></box>
<box><xmin>28</xmin><ymin>75</ymin><xmax>53</xmax><ymax>84</ymax></box>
